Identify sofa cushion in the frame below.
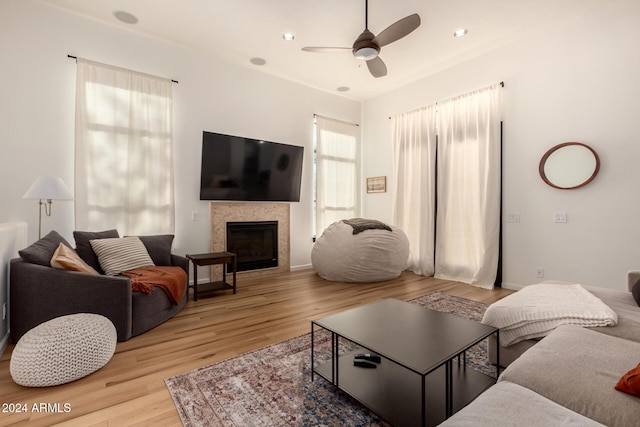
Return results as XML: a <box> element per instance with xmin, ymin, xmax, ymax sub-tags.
<box><xmin>50</xmin><ymin>243</ymin><xmax>99</xmax><ymax>275</ymax></box>
<box><xmin>615</xmin><ymin>363</ymin><xmax>640</xmax><ymax>397</ymax></box>
<box><xmin>74</xmin><ymin>229</ymin><xmax>119</xmax><ymax>274</ymax></box>
<box><xmin>90</xmin><ymin>237</ymin><xmax>154</xmax><ymax>276</ymax></box>
<box><xmin>440</xmin><ymin>381</ymin><xmax>605</xmax><ymax>427</ymax></box>
<box><xmin>499</xmin><ymin>324</ymin><xmax>640</xmax><ymax>426</ymax></box>
<box><xmin>18</xmin><ymin>230</ymin><xmax>72</xmax><ymax>266</ymax></box>
<box><xmin>131</xmin><ymin>234</ymin><xmax>174</xmax><ymax>266</ymax></box>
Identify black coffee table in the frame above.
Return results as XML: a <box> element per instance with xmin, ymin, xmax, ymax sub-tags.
<box><xmin>311</xmin><ymin>298</ymin><xmax>499</xmax><ymax>427</ymax></box>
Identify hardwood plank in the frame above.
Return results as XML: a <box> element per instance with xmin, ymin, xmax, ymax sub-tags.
<box><xmin>0</xmin><ymin>269</ymin><xmax>511</xmax><ymax>426</ymax></box>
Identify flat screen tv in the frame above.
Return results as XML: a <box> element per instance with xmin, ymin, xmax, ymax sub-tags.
<box><xmin>200</xmin><ymin>131</ymin><xmax>304</xmax><ymax>202</ymax></box>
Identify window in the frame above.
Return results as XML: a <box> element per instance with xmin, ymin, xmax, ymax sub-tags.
<box><xmin>74</xmin><ymin>59</ymin><xmax>175</xmax><ymax>235</ymax></box>
<box><xmin>314</xmin><ymin>115</ymin><xmax>359</xmax><ymax>237</ymax></box>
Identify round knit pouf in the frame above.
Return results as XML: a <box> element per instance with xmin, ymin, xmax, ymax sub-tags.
<box><xmin>10</xmin><ymin>313</ymin><xmax>117</xmax><ymax>387</ymax></box>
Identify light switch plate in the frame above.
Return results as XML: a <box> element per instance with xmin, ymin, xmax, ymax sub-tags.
<box><xmin>507</xmin><ymin>213</ymin><xmax>520</xmax><ymax>223</ymax></box>
<box><xmin>553</xmin><ymin>212</ymin><xmax>567</xmax><ymax>223</ymax></box>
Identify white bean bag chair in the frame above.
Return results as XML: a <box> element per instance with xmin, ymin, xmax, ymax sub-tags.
<box><xmin>312</xmin><ymin>219</ymin><xmax>409</xmax><ymax>282</ymax></box>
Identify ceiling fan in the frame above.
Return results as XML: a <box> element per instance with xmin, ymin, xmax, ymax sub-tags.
<box><xmin>302</xmin><ymin>0</ymin><xmax>421</xmax><ymax>78</ymax></box>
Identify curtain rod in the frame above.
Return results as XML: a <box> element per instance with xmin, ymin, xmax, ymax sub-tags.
<box><xmin>314</xmin><ymin>113</ymin><xmax>359</xmax><ymax>127</ymax></box>
<box><xmin>67</xmin><ymin>55</ymin><xmax>179</xmax><ymax>84</ymax></box>
<box><xmin>388</xmin><ymin>81</ymin><xmax>504</xmax><ymax>119</ymax></box>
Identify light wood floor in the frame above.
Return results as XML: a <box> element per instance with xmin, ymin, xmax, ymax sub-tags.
<box><xmin>0</xmin><ymin>269</ymin><xmax>512</xmax><ymax>426</ymax></box>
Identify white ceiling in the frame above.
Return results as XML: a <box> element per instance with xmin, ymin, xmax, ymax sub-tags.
<box><xmin>39</xmin><ymin>0</ymin><xmax>614</xmax><ymax>100</ymax></box>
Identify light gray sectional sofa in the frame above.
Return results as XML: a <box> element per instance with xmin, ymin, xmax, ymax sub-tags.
<box><xmin>488</xmin><ymin>279</ymin><xmax>640</xmax><ymax>367</ymax></box>
<box><xmin>442</xmin><ymin>274</ymin><xmax>640</xmax><ymax>426</ymax></box>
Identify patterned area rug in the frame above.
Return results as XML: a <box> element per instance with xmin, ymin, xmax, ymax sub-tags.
<box><xmin>165</xmin><ymin>292</ymin><xmax>491</xmax><ymax>426</ymax></box>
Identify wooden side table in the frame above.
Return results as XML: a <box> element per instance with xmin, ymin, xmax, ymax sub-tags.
<box><xmin>186</xmin><ymin>252</ymin><xmax>237</xmax><ymax>301</ymax></box>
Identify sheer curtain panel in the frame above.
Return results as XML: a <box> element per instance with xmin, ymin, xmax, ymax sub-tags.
<box><xmin>391</xmin><ymin>83</ymin><xmax>502</xmax><ymax>289</ymax></box>
<box><xmin>315</xmin><ymin>116</ymin><xmax>359</xmax><ymax>237</ymax></box>
<box><xmin>75</xmin><ymin>59</ymin><xmax>175</xmax><ymax>235</ymax></box>
<box><xmin>391</xmin><ymin>107</ymin><xmax>437</xmax><ymax>276</ymax></box>
<box><xmin>435</xmin><ymin>84</ymin><xmax>502</xmax><ymax>288</ymax></box>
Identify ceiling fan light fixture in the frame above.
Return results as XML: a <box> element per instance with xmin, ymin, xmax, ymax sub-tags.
<box><xmin>352</xmin><ymin>28</ymin><xmax>379</xmax><ymax>60</ymax></box>
<box><xmin>353</xmin><ymin>46</ymin><xmax>379</xmax><ymax>60</ymax></box>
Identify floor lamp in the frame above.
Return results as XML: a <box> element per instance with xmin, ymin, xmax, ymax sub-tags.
<box><xmin>23</xmin><ymin>176</ymin><xmax>73</xmax><ymax>238</ymax></box>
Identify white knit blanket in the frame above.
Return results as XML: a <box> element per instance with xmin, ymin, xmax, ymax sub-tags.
<box><xmin>481</xmin><ymin>283</ymin><xmax>618</xmax><ymax>346</ymax></box>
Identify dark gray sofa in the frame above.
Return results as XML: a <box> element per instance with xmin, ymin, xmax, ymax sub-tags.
<box><xmin>9</xmin><ymin>230</ymin><xmax>188</xmax><ymax>342</ymax></box>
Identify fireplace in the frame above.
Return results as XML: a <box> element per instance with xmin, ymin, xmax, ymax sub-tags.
<box><xmin>210</xmin><ymin>202</ymin><xmax>290</xmax><ymax>279</ymax></box>
<box><xmin>226</xmin><ymin>221</ymin><xmax>278</xmax><ymax>272</ymax></box>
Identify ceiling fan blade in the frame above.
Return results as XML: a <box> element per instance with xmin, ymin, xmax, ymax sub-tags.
<box><xmin>302</xmin><ymin>47</ymin><xmax>351</xmax><ymax>53</ymax></box>
<box><xmin>366</xmin><ymin>56</ymin><xmax>387</xmax><ymax>78</ymax></box>
<box><xmin>373</xmin><ymin>13</ymin><xmax>421</xmax><ymax>47</ymax></box>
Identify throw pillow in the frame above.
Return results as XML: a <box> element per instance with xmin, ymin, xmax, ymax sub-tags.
<box><xmin>126</xmin><ymin>234</ymin><xmax>174</xmax><ymax>266</ymax></box>
<box><xmin>632</xmin><ymin>279</ymin><xmax>640</xmax><ymax>307</ymax></box>
<box><xmin>89</xmin><ymin>236</ymin><xmax>154</xmax><ymax>276</ymax></box>
<box><xmin>50</xmin><ymin>243</ymin><xmax>99</xmax><ymax>275</ymax></box>
<box><xmin>615</xmin><ymin>363</ymin><xmax>640</xmax><ymax>397</ymax></box>
<box><xmin>19</xmin><ymin>230</ymin><xmax>72</xmax><ymax>266</ymax></box>
<box><xmin>74</xmin><ymin>229</ymin><xmax>119</xmax><ymax>274</ymax></box>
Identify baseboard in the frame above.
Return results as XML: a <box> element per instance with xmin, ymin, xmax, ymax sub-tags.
<box><xmin>290</xmin><ymin>264</ymin><xmax>312</xmax><ymax>272</ymax></box>
<box><xmin>501</xmin><ymin>282</ymin><xmax>525</xmax><ymax>291</ymax></box>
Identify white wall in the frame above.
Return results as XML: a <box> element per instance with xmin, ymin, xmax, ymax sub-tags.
<box><xmin>362</xmin><ymin>0</ymin><xmax>640</xmax><ymax>290</ymax></box>
<box><xmin>0</xmin><ymin>0</ymin><xmax>360</xmax><ymax>272</ymax></box>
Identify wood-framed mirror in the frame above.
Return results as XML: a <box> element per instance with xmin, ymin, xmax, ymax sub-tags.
<box><xmin>539</xmin><ymin>142</ymin><xmax>600</xmax><ymax>190</ymax></box>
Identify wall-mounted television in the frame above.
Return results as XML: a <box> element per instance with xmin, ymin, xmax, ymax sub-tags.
<box><xmin>200</xmin><ymin>131</ymin><xmax>304</xmax><ymax>202</ymax></box>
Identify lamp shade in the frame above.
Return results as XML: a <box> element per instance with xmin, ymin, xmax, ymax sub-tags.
<box><xmin>23</xmin><ymin>176</ymin><xmax>73</xmax><ymax>200</ymax></box>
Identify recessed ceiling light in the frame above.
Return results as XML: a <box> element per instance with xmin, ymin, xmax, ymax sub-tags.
<box><xmin>453</xmin><ymin>28</ymin><xmax>468</xmax><ymax>37</ymax></box>
<box><xmin>250</xmin><ymin>57</ymin><xmax>267</xmax><ymax>66</ymax></box>
<box><xmin>113</xmin><ymin>10</ymin><xmax>138</xmax><ymax>25</ymax></box>
<box><xmin>337</xmin><ymin>86</ymin><xmax>350</xmax><ymax>92</ymax></box>
<box><xmin>282</xmin><ymin>33</ymin><xmax>295</xmax><ymax>41</ymax></box>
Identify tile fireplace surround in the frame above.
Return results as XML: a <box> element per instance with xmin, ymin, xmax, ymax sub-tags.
<box><xmin>209</xmin><ymin>202</ymin><xmax>290</xmax><ymax>280</ymax></box>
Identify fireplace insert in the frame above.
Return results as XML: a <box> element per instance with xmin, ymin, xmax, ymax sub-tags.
<box><xmin>226</xmin><ymin>221</ymin><xmax>278</xmax><ymax>272</ymax></box>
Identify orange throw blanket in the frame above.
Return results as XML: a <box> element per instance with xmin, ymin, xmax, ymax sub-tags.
<box><xmin>122</xmin><ymin>266</ymin><xmax>187</xmax><ymax>305</ymax></box>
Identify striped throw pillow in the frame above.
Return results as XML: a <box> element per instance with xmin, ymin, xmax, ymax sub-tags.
<box><xmin>89</xmin><ymin>237</ymin><xmax>155</xmax><ymax>276</ymax></box>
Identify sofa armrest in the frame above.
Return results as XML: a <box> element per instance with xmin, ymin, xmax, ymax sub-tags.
<box><xmin>10</xmin><ymin>258</ymin><xmax>133</xmax><ymax>342</ymax></box>
<box><xmin>171</xmin><ymin>254</ymin><xmax>189</xmax><ymax>275</ymax></box>
<box><xmin>627</xmin><ymin>270</ymin><xmax>640</xmax><ymax>292</ymax></box>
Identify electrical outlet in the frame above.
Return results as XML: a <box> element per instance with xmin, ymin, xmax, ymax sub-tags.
<box><xmin>536</xmin><ymin>267</ymin><xmax>544</xmax><ymax>278</ymax></box>
<box><xmin>191</xmin><ymin>211</ymin><xmax>199</xmax><ymax>221</ymax></box>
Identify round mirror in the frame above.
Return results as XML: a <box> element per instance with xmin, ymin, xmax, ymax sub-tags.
<box><xmin>539</xmin><ymin>142</ymin><xmax>600</xmax><ymax>190</ymax></box>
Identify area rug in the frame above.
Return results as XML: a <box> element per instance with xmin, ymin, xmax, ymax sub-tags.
<box><xmin>165</xmin><ymin>292</ymin><xmax>491</xmax><ymax>426</ymax></box>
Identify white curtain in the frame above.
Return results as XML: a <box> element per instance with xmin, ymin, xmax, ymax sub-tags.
<box><xmin>391</xmin><ymin>84</ymin><xmax>501</xmax><ymax>289</ymax></box>
<box><xmin>315</xmin><ymin>115</ymin><xmax>359</xmax><ymax>237</ymax></box>
<box><xmin>435</xmin><ymin>85</ymin><xmax>502</xmax><ymax>288</ymax></box>
<box><xmin>75</xmin><ymin>59</ymin><xmax>175</xmax><ymax>235</ymax></box>
<box><xmin>391</xmin><ymin>106</ymin><xmax>437</xmax><ymax>276</ymax></box>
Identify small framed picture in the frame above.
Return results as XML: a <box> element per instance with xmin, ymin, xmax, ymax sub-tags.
<box><xmin>366</xmin><ymin>176</ymin><xmax>386</xmax><ymax>193</ymax></box>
